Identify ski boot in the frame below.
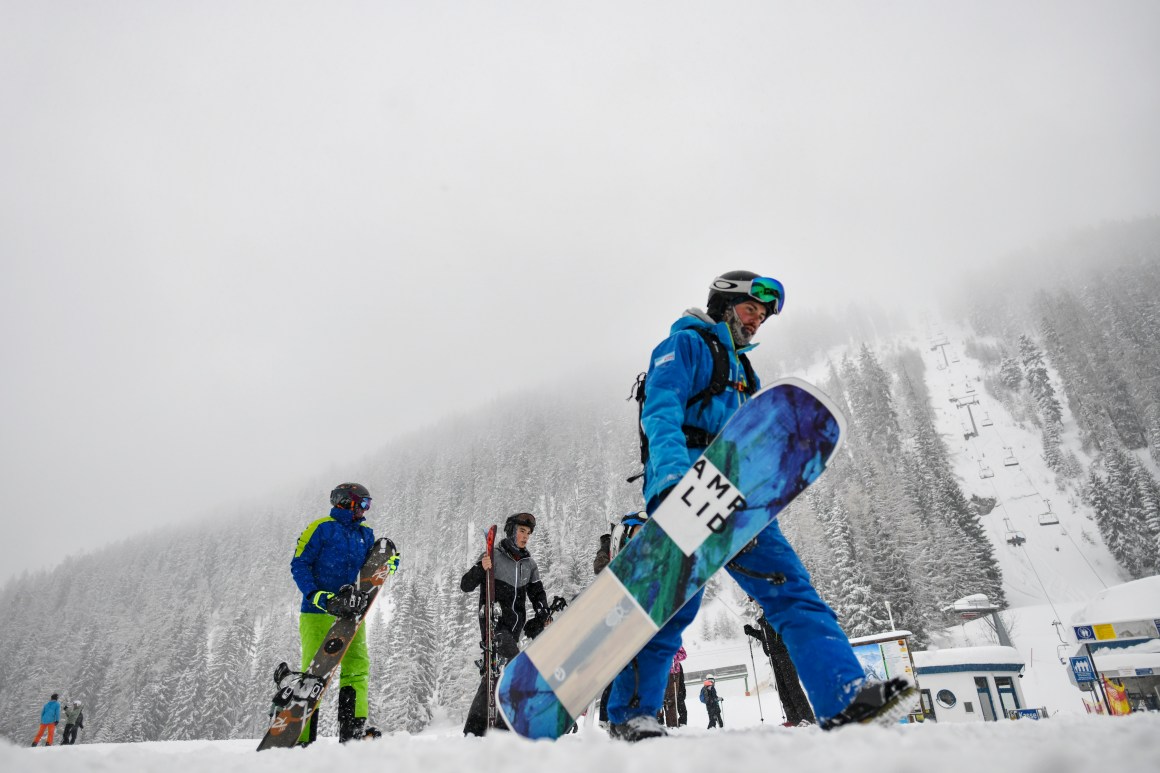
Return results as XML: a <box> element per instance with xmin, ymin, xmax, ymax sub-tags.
<box><xmin>337</xmin><ymin>686</ymin><xmax>383</xmax><ymax>742</ymax></box>
<box><xmin>820</xmin><ymin>677</ymin><xmax>916</xmax><ymax>730</ymax></box>
<box><xmin>608</xmin><ymin>714</ymin><xmax>667</xmax><ymax>742</ymax></box>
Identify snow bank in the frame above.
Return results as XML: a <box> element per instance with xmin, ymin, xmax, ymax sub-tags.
<box><xmin>4</xmin><ymin>714</ymin><xmax>1156</xmax><ymax>773</ymax></box>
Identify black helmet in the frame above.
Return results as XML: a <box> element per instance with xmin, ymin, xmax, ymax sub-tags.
<box><xmin>706</xmin><ymin>270</ymin><xmax>785</xmax><ymax>321</ymax></box>
<box><xmin>330</xmin><ymin>482</ymin><xmax>371</xmax><ymax>511</ymax></box>
<box><xmin>504</xmin><ymin>512</ymin><xmax>537</xmax><ymax>538</ymax></box>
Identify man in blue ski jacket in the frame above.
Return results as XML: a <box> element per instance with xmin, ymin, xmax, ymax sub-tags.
<box><xmin>291</xmin><ymin>482</ymin><xmax>396</xmax><ymax>745</ymax></box>
<box><xmin>31</xmin><ymin>693</ymin><xmax>61</xmax><ymax>746</ymax></box>
<box><xmin>606</xmin><ymin>271</ymin><xmax>911</xmax><ymax>741</ymax></box>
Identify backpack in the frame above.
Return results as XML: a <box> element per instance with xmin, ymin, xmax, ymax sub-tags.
<box><xmin>629</xmin><ymin>326</ymin><xmax>757</xmax><ymax>479</ymax></box>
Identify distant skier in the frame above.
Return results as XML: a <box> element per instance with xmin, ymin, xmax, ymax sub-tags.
<box><xmin>460</xmin><ymin>512</ymin><xmax>550</xmax><ymax>736</ymax></box>
<box><xmin>31</xmin><ymin>693</ymin><xmax>61</xmax><ymax>747</ymax></box>
<box><xmin>291</xmin><ymin>482</ymin><xmax>395</xmax><ymax>744</ymax></box>
<box><xmin>744</xmin><ymin>610</ymin><xmax>816</xmax><ymax>726</ymax></box>
<box><xmin>607</xmin><ymin>271</ymin><xmax>912</xmax><ymax>741</ymax></box>
<box><xmin>661</xmin><ymin>646</ymin><xmax>687</xmax><ymax>728</ymax></box>
<box><xmin>699</xmin><ymin>676</ymin><xmax>723</xmax><ymax>729</ymax></box>
<box><xmin>61</xmin><ymin>700</ymin><xmax>84</xmax><ymax>745</ymax></box>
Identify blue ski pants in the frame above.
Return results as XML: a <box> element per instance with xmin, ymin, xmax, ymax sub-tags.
<box><xmin>606</xmin><ymin>518</ymin><xmax>865</xmax><ymax>724</ymax></box>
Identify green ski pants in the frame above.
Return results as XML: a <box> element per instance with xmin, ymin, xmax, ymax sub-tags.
<box><xmin>298</xmin><ymin>612</ymin><xmax>370</xmax><ymax>742</ymax></box>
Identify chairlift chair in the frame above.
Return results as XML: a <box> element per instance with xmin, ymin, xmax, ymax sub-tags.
<box><xmin>1038</xmin><ymin>501</ymin><xmax>1059</xmax><ymax>526</ymax></box>
<box><xmin>978</xmin><ymin>460</ymin><xmax>994</xmax><ymax>479</ymax></box>
<box><xmin>1002</xmin><ymin>447</ymin><xmax>1019</xmax><ymax>467</ymax></box>
<box><xmin>1005</xmin><ymin>530</ymin><xmax>1027</xmax><ymax>547</ymax></box>
<box><xmin>980</xmin><ymin>412</ymin><xmax>993</xmax><ymax>427</ymax></box>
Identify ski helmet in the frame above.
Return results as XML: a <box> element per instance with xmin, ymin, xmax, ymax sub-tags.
<box><xmin>504</xmin><ymin>512</ymin><xmax>537</xmax><ymax>538</ymax></box>
<box><xmin>706</xmin><ymin>270</ymin><xmax>785</xmax><ymax>321</ymax></box>
<box><xmin>618</xmin><ymin>511</ymin><xmax>648</xmax><ymax>550</ymax></box>
<box><xmin>330</xmin><ymin>482</ymin><xmax>372</xmax><ymax>511</ymax></box>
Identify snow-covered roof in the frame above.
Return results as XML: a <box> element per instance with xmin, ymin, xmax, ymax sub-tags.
<box><xmin>913</xmin><ymin>646</ymin><xmax>1024</xmax><ymax>674</ymax></box>
<box><xmin>1070</xmin><ymin>576</ymin><xmax>1160</xmax><ymax>638</ymax></box>
<box><xmin>1085</xmin><ymin>639</ymin><xmax>1160</xmax><ymax>672</ymax></box>
<box><xmin>847</xmin><ymin>630</ymin><xmax>912</xmax><ymax>646</ymax></box>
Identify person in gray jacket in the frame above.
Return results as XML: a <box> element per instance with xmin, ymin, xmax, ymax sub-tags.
<box><xmin>61</xmin><ymin>701</ymin><xmax>84</xmax><ymax>745</ymax></box>
<box><xmin>460</xmin><ymin>512</ymin><xmax>550</xmax><ymax>736</ymax></box>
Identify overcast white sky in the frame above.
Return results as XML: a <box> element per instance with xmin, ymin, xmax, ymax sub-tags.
<box><xmin>2</xmin><ymin>1</ymin><xmax>1159</xmax><ymax>583</ymax></box>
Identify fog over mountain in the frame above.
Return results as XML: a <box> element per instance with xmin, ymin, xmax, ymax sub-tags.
<box><xmin>3</xmin><ymin>1</ymin><xmax>1160</xmax><ymax>585</ymax></box>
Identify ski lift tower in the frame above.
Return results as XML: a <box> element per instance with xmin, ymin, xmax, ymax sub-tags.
<box><xmin>951</xmin><ymin>394</ymin><xmax>980</xmax><ymax>439</ymax></box>
<box><xmin>930</xmin><ymin>337</ymin><xmax>951</xmax><ymax>368</ymax></box>
<box><xmin>943</xmin><ymin>593</ymin><xmax>1014</xmax><ymax>648</ymax></box>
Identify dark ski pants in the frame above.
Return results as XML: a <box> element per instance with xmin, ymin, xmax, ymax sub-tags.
<box><xmin>607</xmin><ymin>519</ymin><xmax>865</xmax><ymax>725</ymax></box>
<box><xmin>707</xmin><ymin>704</ymin><xmax>723</xmax><ymax>728</ymax></box>
<box><xmin>62</xmin><ymin>724</ymin><xmax>78</xmax><ymax>745</ymax></box>
<box><xmin>464</xmin><ymin>629</ymin><xmax>520</xmax><ymax>736</ymax></box>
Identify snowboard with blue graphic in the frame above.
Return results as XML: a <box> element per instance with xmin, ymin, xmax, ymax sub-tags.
<box><xmin>496</xmin><ymin>378</ymin><xmax>844</xmax><ymax>739</ymax></box>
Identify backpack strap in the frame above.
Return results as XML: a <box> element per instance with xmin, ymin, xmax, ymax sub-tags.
<box><xmin>630</xmin><ymin>326</ymin><xmax>759</xmax><ymax>470</ymax></box>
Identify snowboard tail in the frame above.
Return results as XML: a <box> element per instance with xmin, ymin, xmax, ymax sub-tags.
<box><xmin>497</xmin><ymin>378</ymin><xmax>844</xmax><ymax>739</ymax></box>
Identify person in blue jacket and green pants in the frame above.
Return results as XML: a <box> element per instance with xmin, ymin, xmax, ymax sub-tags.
<box><xmin>291</xmin><ymin>482</ymin><xmax>397</xmax><ymax>744</ymax></box>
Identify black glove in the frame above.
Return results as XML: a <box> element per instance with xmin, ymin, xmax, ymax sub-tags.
<box><xmin>325</xmin><ymin>584</ymin><xmax>370</xmax><ymax>618</ymax></box>
<box><xmin>524</xmin><ymin>606</ymin><xmax>553</xmax><ymax>639</ymax></box>
<box><xmin>743</xmin><ymin>624</ymin><xmax>760</xmax><ymax>639</ymax></box>
<box><xmin>598</xmin><ymin>534</ymin><xmax>611</xmax><ymax>549</ymax></box>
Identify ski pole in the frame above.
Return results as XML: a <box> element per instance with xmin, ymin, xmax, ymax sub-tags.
<box><xmin>747</xmin><ymin>635</ymin><xmax>764</xmax><ymax>723</ymax></box>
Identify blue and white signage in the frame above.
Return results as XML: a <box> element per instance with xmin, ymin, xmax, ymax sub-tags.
<box><xmin>1070</xmin><ymin>656</ymin><xmax>1096</xmax><ymax>683</ymax></box>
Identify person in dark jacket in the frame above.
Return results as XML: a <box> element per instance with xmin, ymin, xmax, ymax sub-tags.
<box><xmin>461</xmin><ymin>512</ymin><xmax>550</xmax><ymax>736</ymax></box>
<box><xmin>700</xmin><ymin>676</ymin><xmax>723</xmax><ymax>729</ymax></box>
<box><xmin>744</xmin><ymin>611</ymin><xmax>816</xmax><ymax>726</ymax></box>
<box><xmin>61</xmin><ymin>700</ymin><xmax>84</xmax><ymax>745</ymax></box>
<box><xmin>291</xmin><ymin>482</ymin><xmax>397</xmax><ymax>745</ymax></box>
<box><xmin>661</xmin><ymin>647</ymin><xmax>687</xmax><ymax>728</ymax></box>
<box><xmin>31</xmin><ymin>693</ymin><xmax>61</xmax><ymax>746</ymax></box>
<box><xmin>593</xmin><ymin>512</ymin><xmax>648</xmax><ymax>727</ymax></box>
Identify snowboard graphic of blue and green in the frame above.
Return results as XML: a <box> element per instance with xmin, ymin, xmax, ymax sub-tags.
<box><xmin>496</xmin><ymin>378</ymin><xmax>844</xmax><ymax>739</ymax></box>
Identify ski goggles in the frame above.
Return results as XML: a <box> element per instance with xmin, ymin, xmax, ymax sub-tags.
<box><xmin>357</xmin><ymin>497</ymin><xmax>372</xmax><ymax>511</ymax></box>
<box><xmin>711</xmin><ymin>276</ymin><xmax>785</xmax><ymax>315</ymax></box>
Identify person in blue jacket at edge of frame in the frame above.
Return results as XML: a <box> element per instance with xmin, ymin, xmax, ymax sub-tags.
<box><xmin>605</xmin><ymin>270</ymin><xmax>914</xmax><ymax>742</ymax></box>
<box><xmin>291</xmin><ymin>482</ymin><xmax>398</xmax><ymax>745</ymax></box>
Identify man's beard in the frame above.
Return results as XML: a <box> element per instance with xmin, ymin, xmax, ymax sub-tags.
<box><xmin>726</xmin><ymin>309</ymin><xmax>754</xmax><ymax>346</ymax></box>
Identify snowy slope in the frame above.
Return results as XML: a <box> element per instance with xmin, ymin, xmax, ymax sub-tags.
<box><xmin>922</xmin><ymin>324</ymin><xmax>1124</xmax><ymax>606</ymax></box>
<box><xmin>6</xmin><ymin>714</ymin><xmax>1156</xmax><ymax>773</ymax></box>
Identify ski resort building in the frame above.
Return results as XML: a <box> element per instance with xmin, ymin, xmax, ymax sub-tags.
<box><xmin>1065</xmin><ymin>576</ymin><xmax>1160</xmax><ymax>715</ymax></box>
<box><xmin>912</xmin><ymin>646</ymin><xmax>1032</xmax><ymax>722</ymax></box>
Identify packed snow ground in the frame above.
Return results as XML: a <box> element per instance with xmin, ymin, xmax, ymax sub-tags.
<box><xmin>5</xmin><ymin>712</ymin><xmax>1156</xmax><ymax>773</ymax></box>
